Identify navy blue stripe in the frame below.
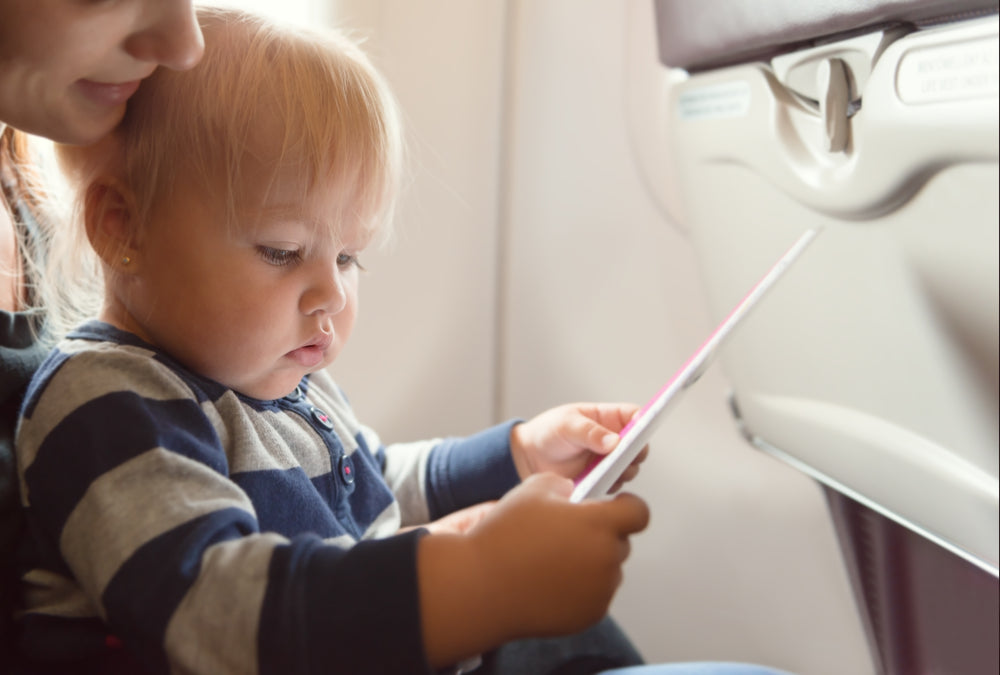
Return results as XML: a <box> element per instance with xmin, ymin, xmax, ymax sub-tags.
<box><xmin>68</xmin><ymin>320</ymin><xmax>147</xmax><ymax>348</ymax></box>
<box><xmin>102</xmin><ymin>507</ymin><xmax>260</xmax><ymax>675</ymax></box>
<box><xmin>18</xmin><ymin>506</ymin><xmax>74</xmax><ymax>581</ymax></box>
<box><xmin>257</xmin><ymin>537</ymin><xmax>318</xmax><ymax>675</ymax></box>
<box><xmin>425</xmin><ymin>421</ymin><xmax>521</xmax><ymax>519</ymax></box>
<box><xmin>24</xmin><ymin>392</ymin><xmax>225</xmax><ymax>538</ymax></box>
<box><xmin>234</xmin><ymin>467</ymin><xmax>341</xmax><ymax>538</ymax></box>
<box><xmin>232</xmin><ymin>456</ymin><xmax>395</xmax><ymax>542</ymax></box>
<box><xmin>259</xmin><ymin>530</ymin><xmax>429</xmax><ymax>675</ymax></box>
<box><xmin>339</xmin><ymin>440</ymin><xmax>394</xmax><ymax>533</ymax></box>
<box><xmin>19</xmin><ymin>350</ymin><xmax>71</xmax><ymax>419</ymax></box>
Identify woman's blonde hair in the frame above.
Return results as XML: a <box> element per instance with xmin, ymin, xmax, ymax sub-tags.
<box><xmin>54</xmin><ymin>6</ymin><xmax>404</xmax><ymax>316</ymax></box>
<box><xmin>2</xmin><ymin>126</ymin><xmax>80</xmax><ymax>343</ymax></box>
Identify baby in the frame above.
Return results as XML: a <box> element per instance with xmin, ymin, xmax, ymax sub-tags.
<box><xmin>15</xmin><ymin>7</ymin><xmax>648</xmax><ymax>674</ymax></box>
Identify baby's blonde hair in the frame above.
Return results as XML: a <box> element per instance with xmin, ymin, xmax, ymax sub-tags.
<box><xmin>52</xmin><ymin>6</ymin><xmax>403</xmax><ymax>332</ymax></box>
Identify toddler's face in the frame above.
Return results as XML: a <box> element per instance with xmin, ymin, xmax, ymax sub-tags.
<box><xmin>111</xmin><ymin>168</ymin><xmax>368</xmax><ymax>400</ymax></box>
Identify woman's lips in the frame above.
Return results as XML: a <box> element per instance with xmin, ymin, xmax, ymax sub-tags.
<box><xmin>75</xmin><ymin>79</ymin><xmax>142</xmax><ymax>107</ymax></box>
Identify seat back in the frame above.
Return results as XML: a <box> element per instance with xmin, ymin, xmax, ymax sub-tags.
<box><xmin>652</xmin><ymin>1</ymin><xmax>999</xmax><ymax>672</ymax></box>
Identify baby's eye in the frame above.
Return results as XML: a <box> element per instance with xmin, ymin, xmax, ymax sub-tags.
<box><xmin>258</xmin><ymin>246</ymin><xmax>302</xmax><ymax>266</ymax></box>
<box><xmin>337</xmin><ymin>252</ymin><xmax>365</xmax><ymax>270</ymax></box>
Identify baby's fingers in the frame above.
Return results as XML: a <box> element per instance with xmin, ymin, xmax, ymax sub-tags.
<box><xmin>584</xmin><ymin>492</ymin><xmax>650</xmax><ymax>537</ymax></box>
<box><xmin>608</xmin><ymin>445</ymin><xmax>649</xmax><ymax>493</ymax></box>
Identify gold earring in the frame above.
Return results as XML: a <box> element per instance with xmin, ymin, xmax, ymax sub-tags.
<box><xmin>121</xmin><ymin>255</ymin><xmax>132</xmax><ymax>266</ymax></box>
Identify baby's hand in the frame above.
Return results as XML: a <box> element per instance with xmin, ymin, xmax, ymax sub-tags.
<box><xmin>415</xmin><ymin>474</ymin><xmax>649</xmax><ymax>666</ymax></box>
<box><xmin>510</xmin><ymin>403</ymin><xmax>649</xmax><ymax>491</ymax></box>
<box><xmin>468</xmin><ymin>473</ymin><xmax>649</xmax><ymax>637</ymax></box>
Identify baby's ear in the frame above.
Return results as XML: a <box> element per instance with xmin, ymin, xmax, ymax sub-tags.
<box><xmin>84</xmin><ymin>180</ymin><xmax>140</xmax><ymax>272</ymax></box>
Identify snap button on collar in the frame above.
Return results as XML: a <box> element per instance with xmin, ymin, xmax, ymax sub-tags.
<box><xmin>310</xmin><ymin>406</ymin><xmax>334</xmax><ymax>430</ymax></box>
<box><xmin>338</xmin><ymin>454</ymin><xmax>356</xmax><ymax>486</ymax></box>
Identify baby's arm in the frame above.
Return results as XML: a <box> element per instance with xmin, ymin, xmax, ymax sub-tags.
<box><xmin>379</xmin><ymin>420</ymin><xmax>522</xmax><ymax>526</ymax></box>
<box><xmin>416</xmin><ymin>473</ymin><xmax>649</xmax><ymax>668</ymax></box>
<box><xmin>382</xmin><ymin>402</ymin><xmax>647</xmax><ymax>530</ymax></box>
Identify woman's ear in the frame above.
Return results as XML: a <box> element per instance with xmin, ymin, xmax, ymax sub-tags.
<box><xmin>84</xmin><ymin>180</ymin><xmax>140</xmax><ymax>273</ymax></box>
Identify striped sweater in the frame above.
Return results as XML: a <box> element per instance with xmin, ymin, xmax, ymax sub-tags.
<box><xmin>14</xmin><ymin>321</ymin><xmax>520</xmax><ymax>674</ymax></box>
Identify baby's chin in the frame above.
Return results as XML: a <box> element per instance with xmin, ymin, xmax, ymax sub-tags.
<box><xmin>234</xmin><ymin>381</ymin><xmax>300</xmax><ymax>401</ymax></box>
<box><xmin>228</xmin><ymin>369</ymin><xmax>317</xmax><ymax>402</ymax></box>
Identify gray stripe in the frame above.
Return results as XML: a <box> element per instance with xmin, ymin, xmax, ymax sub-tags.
<box><xmin>214</xmin><ymin>393</ymin><xmax>332</xmax><ymax>478</ymax></box>
<box><xmin>382</xmin><ymin>440</ymin><xmax>436</xmax><ymax>526</ymax></box>
<box><xmin>60</xmin><ymin>448</ymin><xmax>256</xmax><ymax>607</ymax></box>
<box><xmin>164</xmin><ymin>535</ymin><xmax>282</xmax><ymax>675</ymax></box>
<box><xmin>17</xmin><ymin>342</ymin><xmax>195</xmax><ymax>496</ymax></box>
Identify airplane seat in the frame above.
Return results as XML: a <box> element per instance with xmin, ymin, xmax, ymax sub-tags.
<box><xmin>649</xmin><ymin>1</ymin><xmax>999</xmax><ymax>673</ymax></box>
